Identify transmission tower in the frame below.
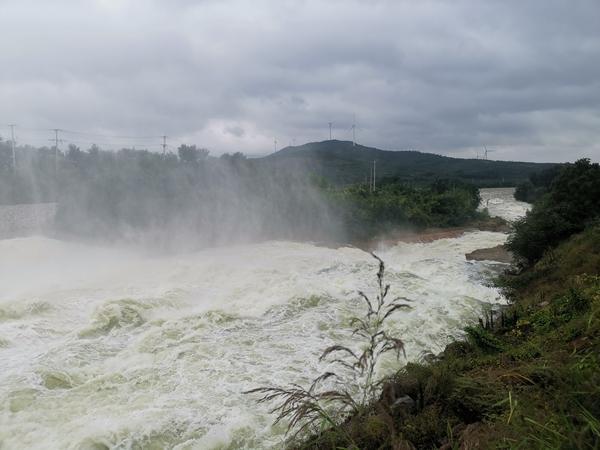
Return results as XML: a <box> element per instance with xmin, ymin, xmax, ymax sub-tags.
<box><xmin>162</xmin><ymin>135</ymin><xmax>168</xmax><ymax>154</ymax></box>
<box><xmin>372</xmin><ymin>160</ymin><xmax>377</xmax><ymax>192</ymax></box>
<box><xmin>9</xmin><ymin>124</ymin><xmax>16</xmax><ymax>171</ymax></box>
<box><xmin>52</xmin><ymin>129</ymin><xmax>62</xmax><ymax>174</ymax></box>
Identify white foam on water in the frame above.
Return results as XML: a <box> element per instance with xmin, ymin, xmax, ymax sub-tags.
<box><xmin>0</xmin><ymin>189</ymin><xmax>527</xmax><ymax>449</ymax></box>
<box><xmin>479</xmin><ymin>187</ymin><xmax>531</xmax><ymax>222</ymax></box>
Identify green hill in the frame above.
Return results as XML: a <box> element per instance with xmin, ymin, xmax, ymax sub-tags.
<box><xmin>262</xmin><ymin>140</ymin><xmax>557</xmax><ymax>186</ymax></box>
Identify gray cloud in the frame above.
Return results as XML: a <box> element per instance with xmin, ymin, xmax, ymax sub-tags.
<box><xmin>1</xmin><ymin>0</ymin><xmax>599</xmax><ymax>162</ymax></box>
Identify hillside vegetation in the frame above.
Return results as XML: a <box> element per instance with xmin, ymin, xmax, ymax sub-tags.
<box><xmin>508</xmin><ymin>159</ymin><xmax>600</xmax><ymax>265</ymax></box>
<box><xmin>266</xmin><ymin>140</ymin><xmax>557</xmax><ymax>186</ymax></box>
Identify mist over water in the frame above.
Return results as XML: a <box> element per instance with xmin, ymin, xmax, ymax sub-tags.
<box><xmin>1</xmin><ymin>145</ymin><xmax>343</xmax><ymax>249</ymax></box>
<box><xmin>0</xmin><ymin>189</ymin><xmax>525</xmax><ymax>449</ymax></box>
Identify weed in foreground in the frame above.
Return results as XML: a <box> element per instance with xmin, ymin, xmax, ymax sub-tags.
<box><xmin>245</xmin><ymin>253</ymin><xmax>412</xmax><ymax>443</ymax></box>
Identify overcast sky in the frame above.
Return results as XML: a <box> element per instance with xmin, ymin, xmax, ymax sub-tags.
<box><xmin>1</xmin><ymin>0</ymin><xmax>599</xmax><ymax>162</ymax></box>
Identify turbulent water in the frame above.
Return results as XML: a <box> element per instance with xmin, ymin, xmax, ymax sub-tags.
<box><xmin>0</xmin><ymin>188</ymin><xmax>528</xmax><ymax>449</ymax></box>
<box><xmin>479</xmin><ymin>187</ymin><xmax>531</xmax><ymax>221</ymax></box>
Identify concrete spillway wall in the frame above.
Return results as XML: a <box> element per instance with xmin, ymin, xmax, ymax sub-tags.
<box><xmin>0</xmin><ymin>203</ymin><xmax>57</xmax><ymax>239</ymax></box>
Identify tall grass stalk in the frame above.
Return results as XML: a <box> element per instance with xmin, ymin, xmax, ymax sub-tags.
<box><xmin>245</xmin><ymin>253</ymin><xmax>412</xmax><ymax>442</ymax></box>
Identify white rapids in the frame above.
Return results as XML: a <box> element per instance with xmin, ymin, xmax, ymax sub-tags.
<box><xmin>479</xmin><ymin>187</ymin><xmax>531</xmax><ymax>221</ymax></box>
<box><xmin>0</xmin><ymin>188</ymin><xmax>527</xmax><ymax>449</ymax></box>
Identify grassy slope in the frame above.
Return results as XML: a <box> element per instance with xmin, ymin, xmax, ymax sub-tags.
<box><xmin>298</xmin><ymin>225</ymin><xmax>600</xmax><ymax>449</ymax></box>
<box><xmin>263</xmin><ymin>140</ymin><xmax>557</xmax><ymax>186</ymax></box>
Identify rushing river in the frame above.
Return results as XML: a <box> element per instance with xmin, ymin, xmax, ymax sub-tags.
<box><xmin>0</xmin><ymin>188</ymin><xmax>529</xmax><ymax>449</ymax></box>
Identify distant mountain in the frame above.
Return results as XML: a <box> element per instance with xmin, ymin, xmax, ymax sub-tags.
<box><xmin>261</xmin><ymin>140</ymin><xmax>557</xmax><ymax>186</ymax></box>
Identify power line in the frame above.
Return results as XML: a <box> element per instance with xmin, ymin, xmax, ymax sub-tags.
<box><xmin>2</xmin><ymin>123</ymin><xmax>184</xmax><ymax>153</ymax></box>
<box><xmin>60</xmin><ymin>138</ymin><xmax>164</xmax><ymax>150</ymax></box>
<box><xmin>6</xmin><ymin>135</ymin><xmax>163</xmax><ymax>150</ymax></box>
<box><xmin>11</xmin><ymin>126</ymin><xmax>163</xmax><ymax>141</ymax></box>
<box><xmin>6</xmin><ymin>126</ymin><xmax>51</xmax><ymax>133</ymax></box>
<box><xmin>370</xmin><ymin>160</ymin><xmax>377</xmax><ymax>193</ymax></box>
<box><xmin>56</xmin><ymin>128</ymin><xmax>163</xmax><ymax>140</ymax></box>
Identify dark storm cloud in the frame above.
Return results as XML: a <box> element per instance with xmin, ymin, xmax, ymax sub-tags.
<box><xmin>1</xmin><ymin>0</ymin><xmax>599</xmax><ymax>161</ymax></box>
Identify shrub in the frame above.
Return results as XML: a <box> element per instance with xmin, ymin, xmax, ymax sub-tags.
<box><xmin>507</xmin><ymin>159</ymin><xmax>600</xmax><ymax>266</ymax></box>
<box><xmin>464</xmin><ymin>326</ymin><xmax>503</xmax><ymax>353</ymax></box>
<box><xmin>514</xmin><ymin>165</ymin><xmax>561</xmax><ymax>203</ymax></box>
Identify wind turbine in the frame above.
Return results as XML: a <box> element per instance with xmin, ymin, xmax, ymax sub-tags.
<box><xmin>349</xmin><ymin>113</ymin><xmax>362</xmax><ymax>147</ymax></box>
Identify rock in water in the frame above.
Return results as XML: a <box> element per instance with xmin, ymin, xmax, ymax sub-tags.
<box><xmin>465</xmin><ymin>245</ymin><xmax>513</xmax><ymax>264</ymax></box>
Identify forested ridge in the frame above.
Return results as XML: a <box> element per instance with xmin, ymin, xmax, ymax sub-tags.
<box><xmin>268</xmin><ymin>140</ymin><xmax>557</xmax><ymax>186</ymax></box>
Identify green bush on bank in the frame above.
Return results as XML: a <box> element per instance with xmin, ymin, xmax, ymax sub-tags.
<box><xmin>513</xmin><ymin>165</ymin><xmax>562</xmax><ymax>203</ymax></box>
<box><xmin>508</xmin><ymin>158</ymin><xmax>600</xmax><ymax>266</ymax></box>
<box><xmin>325</xmin><ymin>178</ymin><xmax>482</xmax><ymax>241</ymax></box>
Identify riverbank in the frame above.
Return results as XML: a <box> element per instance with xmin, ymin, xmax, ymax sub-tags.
<box><xmin>293</xmin><ymin>162</ymin><xmax>600</xmax><ymax>449</ymax></box>
<box><xmin>352</xmin><ymin>215</ymin><xmax>510</xmax><ymax>252</ymax></box>
<box><xmin>296</xmin><ymin>224</ymin><xmax>600</xmax><ymax>449</ymax></box>
<box><xmin>0</xmin><ymin>189</ymin><xmax>527</xmax><ymax>448</ymax></box>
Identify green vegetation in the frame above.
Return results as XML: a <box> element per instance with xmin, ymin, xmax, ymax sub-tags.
<box><xmin>1</xmin><ymin>140</ymin><xmax>487</xmax><ymax>245</ymax></box>
<box><xmin>268</xmin><ymin>140</ymin><xmax>557</xmax><ymax>187</ymax></box>
<box><xmin>3</xmin><ymin>139</ymin><xmax>550</xmax><ymax>207</ymax></box>
<box><xmin>325</xmin><ymin>178</ymin><xmax>483</xmax><ymax>241</ymax></box>
<box><xmin>508</xmin><ymin>159</ymin><xmax>600</xmax><ymax>265</ymax></box>
<box><xmin>513</xmin><ymin>165</ymin><xmax>561</xmax><ymax>203</ymax></box>
<box><xmin>276</xmin><ymin>158</ymin><xmax>600</xmax><ymax>449</ymax></box>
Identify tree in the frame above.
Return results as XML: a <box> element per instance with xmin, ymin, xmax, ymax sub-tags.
<box><xmin>508</xmin><ymin>159</ymin><xmax>600</xmax><ymax>265</ymax></box>
<box><xmin>178</xmin><ymin>144</ymin><xmax>209</xmax><ymax>165</ymax></box>
<box><xmin>87</xmin><ymin>144</ymin><xmax>101</xmax><ymax>157</ymax></box>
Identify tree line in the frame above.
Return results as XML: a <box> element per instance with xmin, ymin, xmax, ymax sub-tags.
<box><xmin>1</xmin><ymin>140</ymin><xmax>485</xmax><ymax>247</ymax></box>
